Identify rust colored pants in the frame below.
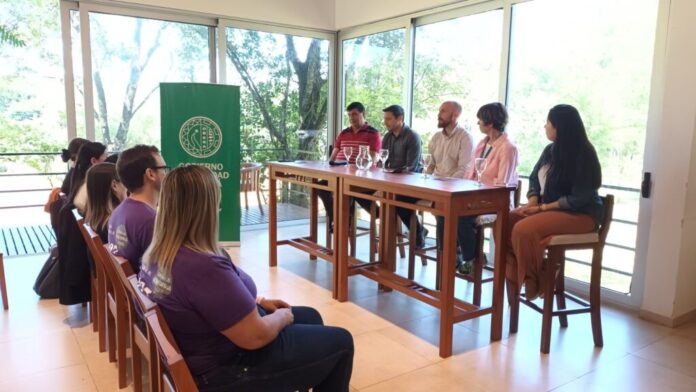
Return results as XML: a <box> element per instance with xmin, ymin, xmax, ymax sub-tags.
<box><xmin>506</xmin><ymin>209</ymin><xmax>595</xmax><ymax>296</ymax></box>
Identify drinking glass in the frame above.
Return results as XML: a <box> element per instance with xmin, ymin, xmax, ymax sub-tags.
<box><xmin>421</xmin><ymin>154</ymin><xmax>432</xmax><ymax>179</ymax></box>
<box><xmin>379</xmin><ymin>149</ymin><xmax>389</xmax><ymax>169</ymax></box>
<box><xmin>342</xmin><ymin>146</ymin><xmax>353</xmax><ymax>165</ymax></box>
<box><xmin>474</xmin><ymin>157</ymin><xmax>487</xmax><ymax>186</ymax></box>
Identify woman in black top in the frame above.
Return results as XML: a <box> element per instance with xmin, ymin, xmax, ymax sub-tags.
<box><xmin>60</xmin><ymin>138</ymin><xmax>89</xmax><ymax>194</ymax></box>
<box><xmin>506</xmin><ymin>104</ymin><xmax>603</xmax><ymax>300</ymax></box>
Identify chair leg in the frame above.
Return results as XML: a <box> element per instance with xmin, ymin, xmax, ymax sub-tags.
<box><xmin>396</xmin><ymin>222</ymin><xmax>406</xmax><ymax>259</ymax></box>
<box><xmin>132</xmin><ymin>336</ymin><xmax>143</xmax><ymax>392</ymax></box>
<box><xmin>555</xmin><ymin>260</ymin><xmax>568</xmax><ymax>328</ymax></box>
<box><xmin>91</xmin><ymin>278</ymin><xmax>97</xmax><ymax>331</ymax></box>
<box><xmin>473</xmin><ymin>228</ymin><xmax>485</xmax><ymax>307</ymax></box>
<box><xmin>507</xmin><ymin>278</ymin><xmax>520</xmax><ymax>334</ymax></box>
<box><xmin>540</xmin><ymin>251</ymin><xmax>561</xmax><ymax>354</ymax></box>
<box><xmin>244</xmin><ymin>189</ymin><xmax>249</xmax><ymax>210</ymax></box>
<box><xmin>325</xmin><ymin>219</ymin><xmax>332</xmax><ymax>250</ymax></box>
<box><xmin>149</xmin><ymin>332</ymin><xmax>160</xmax><ymax>392</ymax></box>
<box><xmin>407</xmin><ymin>214</ymin><xmax>417</xmax><ymax>280</ymax></box>
<box><xmin>590</xmin><ymin>247</ymin><xmax>604</xmax><ymax>347</ymax></box>
<box><xmin>435</xmin><ymin>250</ymin><xmax>442</xmax><ymax>291</ymax></box>
<box><xmin>369</xmin><ymin>203</ymin><xmax>377</xmax><ymax>263</ymax></box>
<box><xmin>256</xmin><ymin>189</ymin><xmax>264</xmax><ymax>215</ymax></box>
<box><xmin>116</xmin><ymin>307</ymin><xmax>128</xmax><ymax>388</ymax></box>
<box><xmin>107</xmin><ymin>306</ymin><xmax>117</xmax><ymax>363</ymax></box>
<box><xmin>97</xmin><ymin>269</ymin><xmax>107</xmax><ymax>352</ymax></box>
<box><xmin>349</xmin><ymin>212</ymin><xmax>357</xmax><ymax>258</ymax></box>
<box><xmin>0</xmin><ymin>253</ymin><xmax>8</xmax><ymax>310</ymax></box>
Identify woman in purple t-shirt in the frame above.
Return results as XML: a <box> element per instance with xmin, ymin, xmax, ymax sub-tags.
<box><xmin>140</xmin><ymin>165</ymin><xmax>354</xmax><ymax>392</ymax></box>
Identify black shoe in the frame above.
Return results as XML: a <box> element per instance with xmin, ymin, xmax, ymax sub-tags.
<box><xmin>456</xmin><ymin>260</ymin><xmax>473</xmax><ymax>275</ymax></box>
<box><xmin>416</xmin><ymin>228</ymin><xmax>429</xmax><ymax>249</ymax></box>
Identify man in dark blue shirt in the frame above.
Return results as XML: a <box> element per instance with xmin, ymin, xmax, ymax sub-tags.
<box><xmin>381</xmin><ymin>105</ymin><xmax>426</xmax><ymax>248</ymax></box>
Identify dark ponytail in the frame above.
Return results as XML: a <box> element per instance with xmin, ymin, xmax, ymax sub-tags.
<box><xmin>62</xmin><ymin>138</ymin><xmax>89</xmax><ymax>163</ymax></box>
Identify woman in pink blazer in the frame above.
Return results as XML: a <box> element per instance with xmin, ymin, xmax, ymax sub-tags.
<box><xmin>454</xmin><ymin>103</ymin><xmax>519</xmax><ymax>274</ymax></box>
<box><xmin>466</xmin><ymin>102</ymin><xmax>519</xmax><ymax>207</ymax></box>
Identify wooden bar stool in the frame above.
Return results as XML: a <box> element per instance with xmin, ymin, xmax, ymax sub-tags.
<box><xmin>408</xmin><ymin>182</ymin><xmax>521</xmax><ymax>299</ymax></box>
<box><xmin>508</xmin><ymin>194</ymin><xmax>614</xmax><ymax>354</ymax></box>
<box><xmin>0</xmin><ymin>252</ymin><xmax>8</xmax><ymax>310</ymax></box>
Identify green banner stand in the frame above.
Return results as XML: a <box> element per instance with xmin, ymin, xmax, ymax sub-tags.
<box><xmin>160</xmin><ymin>83</ymin><xmax>241</xmax><ymax>245</ymax></box>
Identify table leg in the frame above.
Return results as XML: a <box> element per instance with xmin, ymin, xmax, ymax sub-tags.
<box><xmin>380</xmin><ymin>195</ymin><xmax>396</xmax><ymax>292</ymax></box>
<box><xmin>269</xmin><ymin>174</ymin><xmax>278</xmax><ymax>267</ymax></box>
<box><xmin>439</xmin><ymin>213</ymin><xmax>457</xmax><ymax>358</ymax></box>
<box><xmin>491</xmin><ymin>207</ymin><xmax>509</xmax><ymax>341</ymax></box>
<box><xmin>336</xmin><ymin>178</ymin><xmax>349</xmax><ymax>301</ymax></box>
<box><xmin>309</xmin><ymin>187</ymin><xmax>318</xmax><ymax>261</ymax></box>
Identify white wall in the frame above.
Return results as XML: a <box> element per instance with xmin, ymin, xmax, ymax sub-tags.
<box><xmin>119</xmin><ymin>0</ymin><xmax>336</xmax><ymax>30</ymax></box>
<box><xmin>335</xmin><ymin>0</ymin><xmax>462</xmax><ymax>29</ymax></box>
<box><xmin>641</xmin><ymin>0</ymin><xmax>696</xmax><ymax>321</ymax></box>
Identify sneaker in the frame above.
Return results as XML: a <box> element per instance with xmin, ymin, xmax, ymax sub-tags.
<box><xmin>456</xmin><ymin>260</ymin><xmax>473</xmax><ymax>275</ymax></box>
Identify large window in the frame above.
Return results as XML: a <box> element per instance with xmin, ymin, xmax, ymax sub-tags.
<box><xmin>0</xmin><ymin>0</ymin><xmax>67</xmax><ymax>220</ymax></box>
<box><xmin>342</xmin><ymin>29</ymin><xmax>405</xmax><ymax>128</ymax></box>
<box><xmin>225</xmin><ymin>27</ymin><xmax>330</xmax><ymax>163</ymax></box>
<box><xmin>507</xmin><ymin>0</ymin><xmax>659</xmax><ymax>293</ymax></box>
<box><xmin>412</xmin><ymin>10</ymin><xmax>503</xmax><ymax>142</ymax></box>
<box><xmin>87</xmin><ymin>13</ymin><xmax>211</xmax><ymax>150</ymax></box>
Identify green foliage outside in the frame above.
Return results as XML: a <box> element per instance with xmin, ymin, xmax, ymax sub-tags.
<box><xmin>0</xmin><ymin>0</ymin><xmax>66</xmax><ymax>184</ymax></box>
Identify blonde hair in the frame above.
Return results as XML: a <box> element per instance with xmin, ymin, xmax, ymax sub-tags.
<box><xmin>143</xmin><ymin>165</ymin><xmax>222</xmax><ymax>296</ymax></box>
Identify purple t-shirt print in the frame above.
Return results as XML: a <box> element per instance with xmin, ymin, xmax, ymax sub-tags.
<box><xmin>108</xmin><ymin>198</ymin><xmax>156</xmax><ymax>272</ymax></box>
<box><xmin>139</xmin><ymin>247</ymin><xmax>257</xmax><ymax>376</ymax></box>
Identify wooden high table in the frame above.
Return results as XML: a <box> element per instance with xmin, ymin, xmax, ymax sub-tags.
<box><xmin>268</xmin><ymin>162</ymin><xmax>513</xmax><ymax>357</ymax></box>
<box><xmin>267</xmin><ymin>161</ymin><xmax>348</xmax><ymax>299</ymax></box>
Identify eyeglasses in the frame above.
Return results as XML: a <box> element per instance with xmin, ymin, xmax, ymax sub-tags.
<box><xmin>150</xmin><ymin>165</ymin><xmax>170</xmax><ymax>173</ymax></box>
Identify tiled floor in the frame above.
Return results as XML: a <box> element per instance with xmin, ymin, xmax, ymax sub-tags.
<box><xmin>1</xmin><ymin>224</ymin><xmax>695</xmax><ymax>391</ymax></box>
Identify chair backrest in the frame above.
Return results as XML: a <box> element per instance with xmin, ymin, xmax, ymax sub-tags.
<box><xmin>240</xmin><ymin>162</ymin><xmax>262</xmax><ymax>191</ymax></box>
<box><xmin>145</xmin><ymin>308</ymin><xmax>198</xmax><ymax>392</ymax></box>
<box><xmin>84</xmin><ymin>225</ymin><xmax>134</xmax><ymax>300</ymax></box>
<box><xmin>597</xmin><ymin>194</ymin><xmax>615</xmax><ymax>245</ymax></box>
<box><xmin>127</xmin><ymin>275</ymin><xmax>157</xmax><ymax>316</ymax></box>
<box><xmin>72</xmin><ymin>208</ymin><xmax>85</xmax><ymax>231</ymax></box>
<box><xmin>126</xmin><ymin>274</ymin><xmax>160</xmax><ymax>392</ymax></box>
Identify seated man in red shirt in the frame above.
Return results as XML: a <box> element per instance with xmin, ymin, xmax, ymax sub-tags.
<box><xmin>318</xmin><ymin>101</ymin><xmax>381</xmax><ymax>230</ymax></box>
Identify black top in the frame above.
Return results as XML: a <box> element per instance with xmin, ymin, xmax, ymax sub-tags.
<box><xmin>381</xmin><ymin>125</ymin><xmax>422</xmax><ymax>172</ymax></box>
<box><xmin>528</xmin><ymin>143</ymin><xmax>604</xmax><ymax>224</ymax></box>
<box><xmin>61</xmin><ymin>167</ymin><xmax>74</xmax><ymax>194</ymax></box>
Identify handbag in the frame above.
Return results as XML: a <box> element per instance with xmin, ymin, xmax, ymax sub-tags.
<box><xmin>33</xmin><ymin>244</ymin><xmax>60</xmax><ymax>299</ymax></box>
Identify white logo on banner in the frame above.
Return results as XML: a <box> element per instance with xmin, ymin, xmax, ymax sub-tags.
<box><xmin>179</xmin><ymin>116</ymin><xmax>223</xmax><ymax>158</ymax></box>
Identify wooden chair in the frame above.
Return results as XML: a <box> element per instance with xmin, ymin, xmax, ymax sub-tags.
<box><xmin>241</xmin><ymin>162</ymin><xmax>265</xmax><ymax>214</ymax></box>
<box><xmin>76</xmin><ymin>220</ymin><xmax>107</xmax><ymax>353</ymax></box>
<box><xmin>116</xmin><ymin>261</ymin><xmax>159</xmax><ymax>392</ymax></box>
<box><xmin>86</xmin><ymin>225</ymin><xmax>134</xmax><ymax>388</ymax></box>
<box><xmin>0</xmin><ymin>252</ymin><xmax>8</xmax><ymax>310</ymax></box>
<box><xmin>72</xmin><ymin>209</ymin><xmax>99</xmax><ymax>334</ymax></box>
<box><xmin>145</xmin><ymin>307</ymin><xmax>198</xmax><ymax>392</ymax></box>
<box><xmin>508</xmin><ymin>194</ymin><xmax>615</xmax><ymax>354</ymax></box>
